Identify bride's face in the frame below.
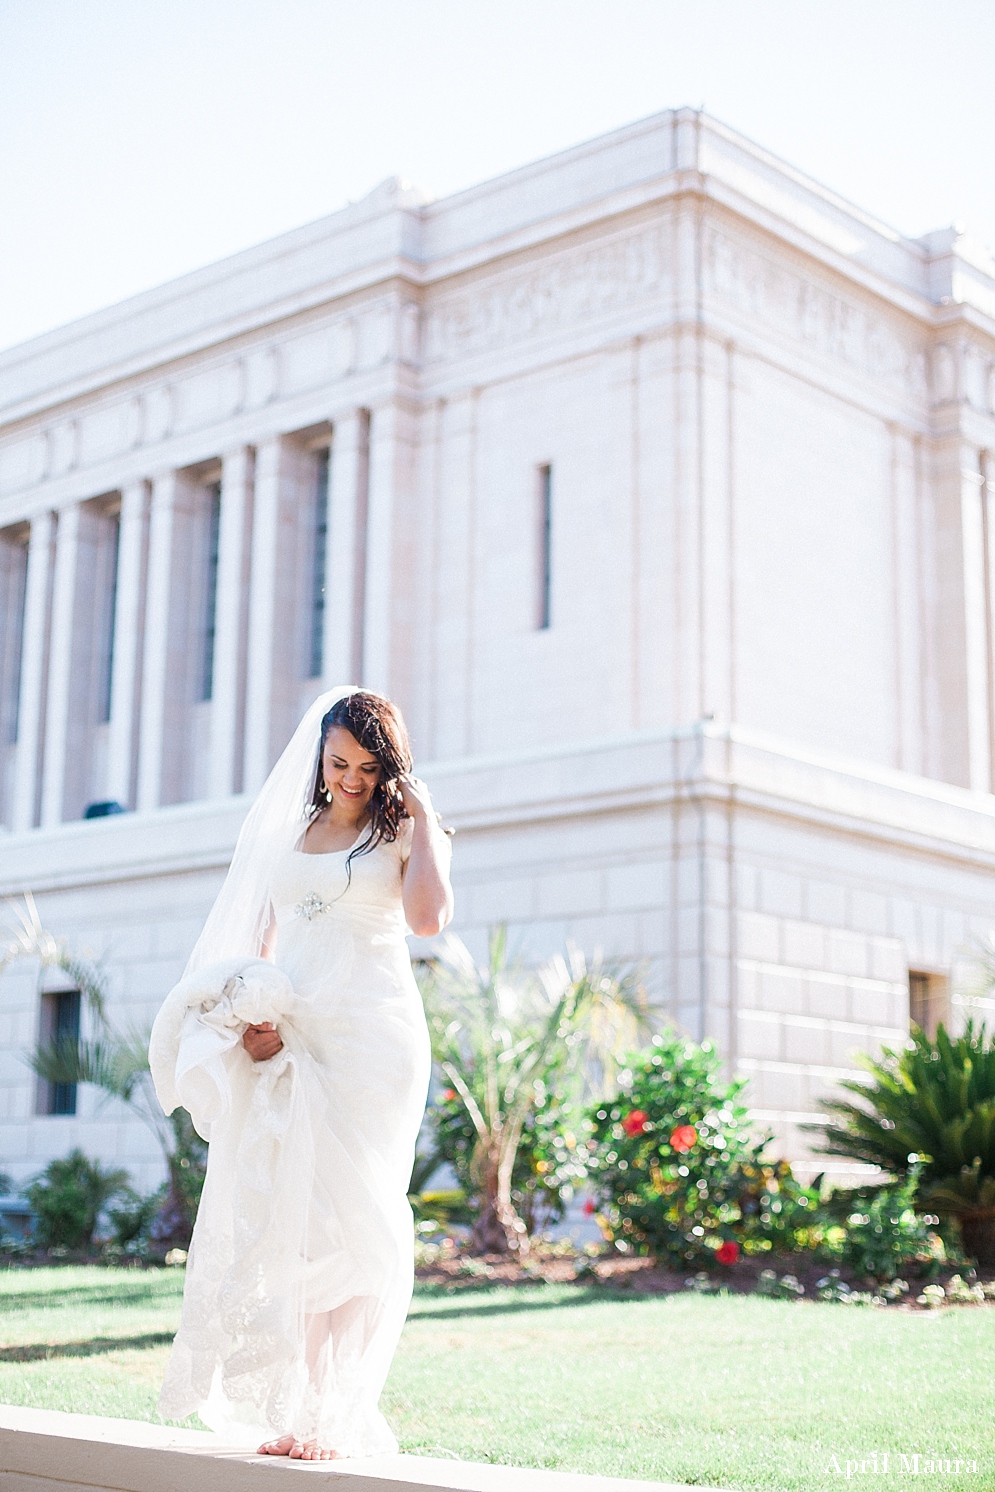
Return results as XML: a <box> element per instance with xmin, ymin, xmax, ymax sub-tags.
<box><xmin>322</xmin><ymin>726</ymin><xmax>382</xmax><ymax>815</ymax></box>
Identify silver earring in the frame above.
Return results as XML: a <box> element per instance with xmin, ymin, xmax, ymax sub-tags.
<box><xmin>325</xmin><ymin>787</ymin><xmax>332</xmax><ymax>803</ymax></box>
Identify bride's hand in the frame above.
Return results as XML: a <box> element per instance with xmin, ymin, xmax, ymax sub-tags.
<box><xmin>397</xmin><ymin>774</ymin><xmax>435</xmax><ymax>821</ymax></box>
<box><xmin>243</xmin><ymin>1022</ymin><xmax>283</xmax><ymax>1062</ymax></box>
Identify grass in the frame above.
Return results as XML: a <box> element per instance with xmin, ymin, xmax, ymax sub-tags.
<box><xmin>1</xmin><ymin>1268</ymin><xmax>994</xmax><ymax>1490</ymax></box>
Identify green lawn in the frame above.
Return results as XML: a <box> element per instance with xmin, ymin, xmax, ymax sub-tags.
<box><xmin>1</xmin><ymin>1267</ymin><xmax>993</xmax><ymax>1491</ymax></box>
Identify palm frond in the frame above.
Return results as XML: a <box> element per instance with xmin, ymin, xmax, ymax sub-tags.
<box><xmin>807</xmin><ymin>1022</ymin><xmax>995</xmax><ymax>1193</ymax></box>
<box><xmin>1</xmin><ymin>893</ymin><xmax>108</xmax><ymax>1021</ymax></box>
<box><xmin>27</xmin><ymin>1036</ymin><xmax>148</xmax><ymax>1102</ymax></box>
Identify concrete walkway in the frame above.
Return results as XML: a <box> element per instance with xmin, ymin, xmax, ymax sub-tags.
<box><xmin>0</xmin><ymin>1404</ymin><xmax>728</xmax><ymax>1492</ymax></box>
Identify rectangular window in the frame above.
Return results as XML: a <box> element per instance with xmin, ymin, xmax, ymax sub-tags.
<box><xmin>537</xmin><ymin>463</ymin><xmax>552</xmax><ymax>630</ymax></box>
<box><xmin>909</xmin><ymin>971</ymin><xmax>950</xmax><ymax>1040</ymax></box>
<box><xmin>309</xmin><ymin>449</ymin><xmax>330</xmax><ymax>679</ymax></box>
<box><xmin>38</xmin><ymin>989</ymin><xmax>81</xmax><ymax>1116</ymax></box>
<box><xmin>201</xmin><ymin>483</ymin><xmax>222</xmax><ymax>702</ymax></box>
<box><xmin>97</xmin><ymin>511</ymin><xmax>121</xmax><ymax>724</ymax></box>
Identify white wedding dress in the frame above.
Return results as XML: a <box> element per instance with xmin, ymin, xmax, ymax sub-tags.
<box><xmin>151</xmin><ymin>816</ymin><xmax>431</xmax><ymax>1456</ymax></box>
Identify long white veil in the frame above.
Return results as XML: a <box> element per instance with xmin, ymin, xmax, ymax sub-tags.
<box><xmin>184</xmin><ymin>686</ymin><xmax>357</xmax><ymax>975</ymax></box>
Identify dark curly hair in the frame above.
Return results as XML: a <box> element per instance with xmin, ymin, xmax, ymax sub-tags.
<box><xmin>310</xmin><ymin>692</ymin><xmax>412</xmax><ymax>876</ymax></box>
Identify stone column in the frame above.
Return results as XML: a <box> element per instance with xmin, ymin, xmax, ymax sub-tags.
<box><xmin>362</xmin><ymin>399</ymin><xmax>416</xmax><ymax>697</ymax></box>
<box><xmin>39</xmin><ymin>503</ymin><xmax>81</xmax><ymax>827</ymax></box>
<box><xmin>243</xmin><ymin>437</ymin><xmax>283</xmax><ymax>794</ymax></box>
<box><xmin>136</xmin><ymin>472</ymin><xmax>177</xmax><ymax>813</ymax></box>
<box><xmin>209</xmin><ymin>446</ymin><xmax>254</xmax><ymax>798</ymax></box>
<box><xmin>105</xmin><ymin>480</ymin><xmax>148</xmax><ymax>808</ymax></box>
<box><xmin>959</xmin><ymin>448</ymin><xmax>991</xmax><ymax>791</ymax></box>
<box><xmin>322</xmin><ymin>410</ymin><xmax>369</xmax><ymax>687</ymax></box>
<box><xmin>11</xmin><ymin>511</ymin><xmax>55</xmax><ymax>832</ymax></box>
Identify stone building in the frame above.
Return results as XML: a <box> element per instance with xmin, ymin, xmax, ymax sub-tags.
<box><xmin>2</xmin><ymin>108</ymin><xmax>995</xmax><ymax>1194</ymax></box>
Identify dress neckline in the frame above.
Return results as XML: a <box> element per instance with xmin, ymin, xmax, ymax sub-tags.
<box><xmin>295</xmin><ymin>826</ymin><xmax>367</xmax><ymax>858</ymax></box>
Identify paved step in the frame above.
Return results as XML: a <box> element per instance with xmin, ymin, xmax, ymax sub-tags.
<box><xmin>0</xmin><ymin>1404</ymin><xmax>725</xmax><ymax>1492</ymax></box>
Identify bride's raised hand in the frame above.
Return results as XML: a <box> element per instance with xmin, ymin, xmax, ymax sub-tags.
<box><xmin>397</xmin><ymin>773</ymin><xmax>435</xmax><ymax>821</ymax></box>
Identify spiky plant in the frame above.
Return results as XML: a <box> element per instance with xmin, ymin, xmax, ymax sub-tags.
<box><xmin>810</xmin><ymin>1022</ymin><xmax>995</xmax><ymax>1263</ymax></box>
<box><xmin>1</xmin><ymin>893</ymin><xmax>106</xmax><ymax>1019</ymax></box>
<box><xmin>418</xmin><ymin>927</ymin><xmax>649</xmax><ymax>1256</ymax></box>
<box><xmin>3</xmin><ymin>895</ymin><xmax>204</xmax><ymax>1243</ymax></box>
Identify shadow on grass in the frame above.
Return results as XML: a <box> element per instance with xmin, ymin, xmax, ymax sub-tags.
<box><xmin>0</xmin><ymin>1332</ymin><xmax>176</xmax><ymax>1363</ymax></box>
<box><xmin>408</xmin><ymin>1286</ymin><xmax>659</xmax><ymax>1323</ymax></box>
<box><xmin>0</xmin><ymin>1281</ymin><xmax>181</xmax><ymax>1314</ymax></box>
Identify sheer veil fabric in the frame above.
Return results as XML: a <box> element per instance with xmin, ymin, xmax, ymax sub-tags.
<box><xmin>183</xmin><ymin>686</ymin><xmax>355</xmax><ymax>976</ymax></box>
<box><xmin>150</xmin><ymin>686</ymin><xmax>434</xmax><ymax>1455</ymax></box>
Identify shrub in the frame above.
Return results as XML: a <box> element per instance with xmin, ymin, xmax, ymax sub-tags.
<box><xmin>812</xmin><ymin>1021</ymin><xmax>995</xmax><ymax>1265</ymax></box>
<box><xmin>26</xmin><ymin>1149</ymin><xmax>130</xmax><ymax>1250</ymax></box>
<box><xmin>736</xmin><ymin>1158</ymin><xmax>825</xmax><ymax>1254</ymax></box>
<box><xmin>585</xmin><ymin>1031</ymin><xmax>763</xmax><ymax>1266</ymax></box>
<box><xmin>833</xmin><ymin>1169</ymin><xmax>937</xmax><ymax>1281</ymax></box>
<box><xmin>419</xmin><ymin>930</ymin><xmax>648</xmax><ymax>1254</ymax></box>
<box><xmin>429</xmin><ymin>1084</ymin><xmax>588</xmax><ymax>1235</ymax></box>
<box><xmin>107</xmin><ymin>1186</ymin><xmax>163</xmax><ymax>1248</ymax></box>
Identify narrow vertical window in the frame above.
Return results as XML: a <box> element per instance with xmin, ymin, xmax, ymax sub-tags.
<box><xmin>201</xmin><ymin>483</ymin><xmax>222</xmax><ymax>701</ymax></box>
<box><xmin>38</xmin><ymin>989</ymin><xmax>81</xmax><ymax>1116</ymax></box>
<box><xmin>537</xmin><ymin>463</ymin><xmax>552</xmax><ymax>630</ymax></box>
<box><xmin>0</xmin><ymin>530</ymin><xmax>29</xmax><ymax>744</ymax></box>
<box><xmin>97</xmin><ymin>511</ymin><xmax>121</xmax><ymax>724</ymax></box>
<box><xmin>310</xmin><ymin>448</ymin><xmax>330</xmax><ymax>679</ymax></box>
<box><xmin>909</xmin><ymin>971</ymin><xmax>949</xmax><ymax>1040</ymax></box>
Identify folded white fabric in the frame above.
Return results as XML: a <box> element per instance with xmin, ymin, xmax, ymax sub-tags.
<box><xmin>149</xmin><ymin>957</ymin><xmax>297</xmax><ymax>1140</ymax></box>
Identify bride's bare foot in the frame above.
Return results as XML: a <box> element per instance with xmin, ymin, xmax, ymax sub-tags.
<box><xmin>297</xmin><ymin>1440</ymin><xmax>339</xmax><ymax>1460</ymax></box>
<box><xmin>257</xmin><ymin>1435</ymin><xmax>296</xmax><ymax>1455</ymax></box>
<box><xmin>256</xmin><ymin>1434</ymin><xmax>339</xmax><ymax>1460</ymax></box>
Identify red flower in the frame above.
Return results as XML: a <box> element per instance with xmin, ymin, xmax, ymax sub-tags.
<box><xmin>582</xmin><ymin>1198</ymin><xmax>596</xmax><ymax>1216</ymax></box>
<box><xmin>716</xmin><ymin>1240</ymin><xmax>739</xmax><ymax>1266</ymax></box>
<box><xmin>670</xmin><ymin>1124</ymin><xmax>698</xmax><ymax>1153</ymax></box>
<box><xmin>441</xmin><ymin>1088</ymin><xmax>456</xmax><ymax>1102</ymax></box>
<box><xmin>621</xmin><ymin>1110</ymin><xmax>649</xmax><ymax>1137</ymax></box>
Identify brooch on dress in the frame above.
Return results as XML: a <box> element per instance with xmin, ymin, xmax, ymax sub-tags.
<box><xmin>294</xmin><ymin>893</ymin><xmax>331</xmax><ymax>921</ymax></box>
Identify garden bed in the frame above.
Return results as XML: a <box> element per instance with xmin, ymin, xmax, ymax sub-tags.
<box><xmin>415</xmin><ymin>1239</ymin><xmax>995</xmax><ymax>1308</ymax></box>
<box><xmin>5</xmin><ymin>1239</ymin><xmax>995</xmax><ymax>1310</ymax></box>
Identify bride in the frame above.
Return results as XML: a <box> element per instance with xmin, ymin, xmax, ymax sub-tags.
<box><xmin>149</xmin><ymin>687</ymin><xmax>453</xmax><ymax>1460</ymax></box>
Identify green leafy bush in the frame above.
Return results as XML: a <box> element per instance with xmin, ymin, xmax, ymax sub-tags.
<box><xmin>429</xmin><ymin>1084</ymin><xmax>588</xmax><ymax>1234</ymax></box>
<box><xmin>833</xmin><ymin>1169</ymin><xmax>937</xmax><ymax>1281</ymax></box>
<box><xmin>736</xmin><ymin>1158</ymin><xmax>825</xmax><ymax>1253</ymax></box>
<box><xmin>419</xmin><ymin>931</ymin><xmax>648</xmax><ymax>1254</ymax></box>
<box><xmin>813</xmin><ymin>1022</ymin><xmax>995</xmax><ymax>1264</ymax></box>
<box><xmin>26</xmin><ymin>1149</ymin><xmax>130</xmax><ymax>1250</ymax></box>
<box><xmin>585</xmin><ymin>1031</ymin><xmax>763</xmax><ymax>1266</ymax></box>
<box><xmin>107</xmin><ymin>1186</ymin><xmax>163</xmax><ymax>1248</ymax></box>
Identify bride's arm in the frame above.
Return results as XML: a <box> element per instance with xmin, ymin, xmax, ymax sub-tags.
<box><xmin>399</xmin><ymin>777</ymin><xmax>454</xmax><ymax>938</ymax></box>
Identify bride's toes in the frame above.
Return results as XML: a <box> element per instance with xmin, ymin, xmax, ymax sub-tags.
<box><xmin>258</xmin><ymin>1435</ymin><xmax>296</xmax><ymax>1456</ymax></box>
<box><xmin>300</xmin><ymin>1441</ymin><xmax>338</xmax><ymax>1460</ymax></box>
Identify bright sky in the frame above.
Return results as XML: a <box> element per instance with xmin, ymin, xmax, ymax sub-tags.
<box><xmin>2</xmin><ymin>0</ymin><xmax>993</xmax><ymax>354</ymax></box>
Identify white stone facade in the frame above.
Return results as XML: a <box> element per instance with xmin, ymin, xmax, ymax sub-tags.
<box><xmin>2</xmin><ymin>108</ymin><xmax>995</xmax><ymax>1193</ymax></box>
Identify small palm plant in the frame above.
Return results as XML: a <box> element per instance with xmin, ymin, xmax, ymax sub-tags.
<box><xmin>418</xmin><ymin>927</ymin><xmax>649</xmax><ymax>1256</ymax></box>
<box><xmin>2</xmin><ymin>895</ymin><xmax>205</xmax><ymax>1243</ymax></box>
<box><xmin>811</xmin><ymin>1022</ymin><xmax>995</xmax><ymax>1264</ymax></box>
<box><xmin>1</xmin><ymin>893</ymin><xmax>107</xmax><ymax>1017</ymax></box>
